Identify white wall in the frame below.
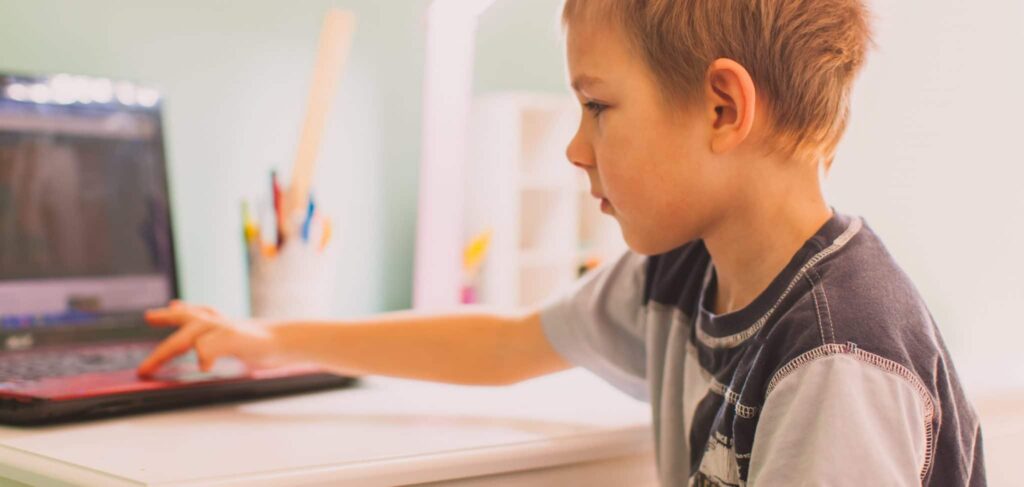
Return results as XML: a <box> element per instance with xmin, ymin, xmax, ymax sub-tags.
<box><xmin>827</xmin><ymin>0</ymin><xmax>1024</xmax><ymax>390</ymax></box>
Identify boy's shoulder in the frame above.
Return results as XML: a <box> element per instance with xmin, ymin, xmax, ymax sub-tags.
<box><xmin>642</xmin><ymin>212</ymin><xmax>947</xmax><ymax>379</ymax></box>
<box><xmin>751</xmin><ymin>217</ymin><xmax>983</xmax><ymax>485</ymax></box>
<box><xmin>764</xmin><ymin>216</ymin><xmax>943</xmax><ymax>378</ymax></box>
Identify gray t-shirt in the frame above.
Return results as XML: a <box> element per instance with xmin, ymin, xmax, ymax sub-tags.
<box><xmin>540</xmin><ymin>211</ymin><xmax>985</xmax><ymax>486</ymax></box>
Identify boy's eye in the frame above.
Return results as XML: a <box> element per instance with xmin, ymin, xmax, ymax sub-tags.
<box><xmin>584</xmin><ymin>101</ymin><xmax>607</xmax><ymax>117</ymax></box>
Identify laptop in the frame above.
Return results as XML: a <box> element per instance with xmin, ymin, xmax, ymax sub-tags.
<box><xmin>0</xmin><ymin>72</ymin><xmax>356</xmax><ymax>426</ymax></box>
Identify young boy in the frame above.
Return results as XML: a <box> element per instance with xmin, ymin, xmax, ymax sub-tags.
<box><xmin>138</xmin><ymin>0</ymin><xmax>985</xmax><ymax>484</ymax></box>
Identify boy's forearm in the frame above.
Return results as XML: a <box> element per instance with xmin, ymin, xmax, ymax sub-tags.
<box><xmin>267</xmin><ymin>309</ymin><xmax>572</xmax><ymax>386</ymax></box>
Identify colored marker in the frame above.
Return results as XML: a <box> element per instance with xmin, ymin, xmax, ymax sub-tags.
<box><xmin>272</xmin><ymin>171</ymin><xmax>284</xmax><ymax>249</ymax></box>
<box><xmin>301</xmin><ymin>196</ymin><xmax>316</xmax><ymax>242</ymax></box>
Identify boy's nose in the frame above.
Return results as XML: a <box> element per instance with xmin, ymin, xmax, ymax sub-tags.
<box><xmin>565</xmin><ymin>130</ymin><xmax>595</xmax><ymax>169</ymax></box>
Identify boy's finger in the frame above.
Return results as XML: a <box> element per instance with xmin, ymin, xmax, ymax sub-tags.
<box><xmin>195</xmin><ymin>332</ymin><xmax>223</xmax><ymax>372</ymax></box>
<box><xmin>144</xmin><ymin>307</ymin><xmax>197</xmax><ymax>327</ymax></box>
<box><xmin>194</xmin><ymin>305</ymin><xmax>221</xmax><ymax>319</ymax></box>
<box><xmin>136</xmin><ymin>322</ymin><xmax>210</xmax><ymax>376</ymax></box>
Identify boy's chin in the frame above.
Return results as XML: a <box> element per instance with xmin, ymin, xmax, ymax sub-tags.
<box><xmin>623</xmin><ymin>228</ymin><xmax>696</xmax><ymax>256</ymax></box>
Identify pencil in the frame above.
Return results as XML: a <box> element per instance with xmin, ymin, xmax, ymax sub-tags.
<box><xmin>272</xmin><ymin>171</ymin><xmax>284</xmax><ymax>249</ymax></box>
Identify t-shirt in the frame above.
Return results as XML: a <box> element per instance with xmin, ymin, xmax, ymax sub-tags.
<box><xmin>540</xmin><ymin>211</ymin><xmax>985</xmax><ymax>486</ymax></box>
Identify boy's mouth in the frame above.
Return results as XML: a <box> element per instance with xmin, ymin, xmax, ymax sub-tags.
<box><xmin>590</xmin><ymin>190</ymin><xmax>613</xmax><ymax>214</ymax></box>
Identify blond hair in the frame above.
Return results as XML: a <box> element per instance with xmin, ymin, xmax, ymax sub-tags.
<box><xmin>563</xmin><ymin>0</ymin><xmax>873</xmax><ymax>166</ymax></box>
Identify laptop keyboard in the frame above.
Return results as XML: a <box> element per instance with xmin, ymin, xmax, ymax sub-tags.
<box><xmin>0</xmin><ymin>342</ymin><xmax>160</xmax><ymax>382</ymax></box>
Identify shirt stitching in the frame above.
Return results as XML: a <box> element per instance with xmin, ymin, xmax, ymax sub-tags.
<box><xmin>807</xmin><ymin>272</ymin><xmax>828</xmax><ymax>346</ymax></box>
<box><xmin>709</xmin><ymin>377</ymin><xmax>760</xmax><ymax>419</ymax></box>
<box><xmin>814</xmin><ymin>268</ymin><xmax>838</xmax><ymax>344</ymax></box>
<box><xmin>696</xmin><ymin>217</ymin><xmax>863</xmax><ymax>349</ymax></box>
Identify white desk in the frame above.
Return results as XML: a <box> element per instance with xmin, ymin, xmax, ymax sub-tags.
<box><xmin>0</xmin><ymin>369</ymin><xmax>656</xmax><ymax>486</ymax></box>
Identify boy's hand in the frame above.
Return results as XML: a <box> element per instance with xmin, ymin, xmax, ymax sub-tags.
<box><xmin>136</xmin><ymin>300</ymin><xmax>283</xmax><ymax>378</ymax></box>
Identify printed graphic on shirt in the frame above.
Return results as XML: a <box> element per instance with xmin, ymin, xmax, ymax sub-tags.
<box><xmin>691</xmin><ymin>431</ymin><xmax>742</xmax><ymax>487</ymax></box>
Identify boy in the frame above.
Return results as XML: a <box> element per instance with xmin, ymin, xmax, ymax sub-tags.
<box><xmin>138</xmin><ymin>0</ymin><xmax>985</xmax><ymax>484</ymax></box>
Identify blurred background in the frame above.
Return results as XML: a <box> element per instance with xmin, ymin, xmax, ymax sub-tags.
<box><xmin>0</xmin><ymin>0</ymin><xmax>1021</xmax><ymax>481</ymax></box>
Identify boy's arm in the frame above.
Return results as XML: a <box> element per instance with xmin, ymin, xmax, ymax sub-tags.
<box><xmin>271</xmin><ymin>308</ymin><xmax>573</xmax><ymax>385</ymax></box>
<box><xmin>137</xmin><ymin>302</ymin><xmax>573</xmax><ymax>386</ymax></box>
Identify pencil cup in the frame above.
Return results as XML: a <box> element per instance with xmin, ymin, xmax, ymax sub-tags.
<box><xmin>248</xmin><ymin>240</ymin><xmax>337</xmax><ymax>319</ymax></box>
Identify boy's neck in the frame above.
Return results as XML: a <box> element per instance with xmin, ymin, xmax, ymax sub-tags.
<box><xmin>703</xmin><ymin>167</ymin><xmax>832</xmax><ymax>316</ymax></box>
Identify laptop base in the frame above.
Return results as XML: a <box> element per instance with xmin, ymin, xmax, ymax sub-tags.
<box><xmin>0</xmin><ymin>373</ymin><xmax>357</xmax><ymax>426</ymax></box>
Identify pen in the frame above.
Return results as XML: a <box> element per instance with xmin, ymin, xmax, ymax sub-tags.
<box><xmin>301</xmin><ymin>196</ymin><xmax>316</xmax><ymax>243</ymax></box>
<box><xmin>272</xmin><ymin>171</ymin><xmax>284</xmax><ymax>249</ymax></box>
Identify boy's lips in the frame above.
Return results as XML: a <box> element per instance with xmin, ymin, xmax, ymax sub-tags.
<box><xmin>590</xmin><ymin>190</ymin><xmax>613</xmax><ymax>214</ymax></box>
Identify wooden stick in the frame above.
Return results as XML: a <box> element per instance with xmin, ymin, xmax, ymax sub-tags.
<box><xmin>283</xmin><ymin>8</ymin><xmax>356</xmax><ymax>237</ymax></box>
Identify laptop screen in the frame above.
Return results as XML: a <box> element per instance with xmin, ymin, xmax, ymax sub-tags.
<box><xmin>0</xmin><ymin>73</ymin><xmax>178</xmax><ymax>344</ymax></box>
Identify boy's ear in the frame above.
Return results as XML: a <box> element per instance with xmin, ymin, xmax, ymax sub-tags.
<box><xmin>705</xmin><ymin>58</ymin><xmax>757</xmax><ymax>154</ymax></box>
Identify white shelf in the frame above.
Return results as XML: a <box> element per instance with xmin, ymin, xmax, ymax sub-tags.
<box><xmin>519</xmin><ymin>175</ymin><xmax>572</xmax><ymax>191</ymax></box>
<box><xmin>519</xmin><ymin>249</ymin><xmax>576</xmax><ymax>268</ymax></box>
<box><xmin>465</xmin><ymin>92</ymin><xmax>626</xmax><ymax>308</ymax></box>
<box><xmin>519</xmin><ymin>264</ymin><xmax>577</xmax><ymax>307</ymax></box>
<box><xmin>518</xmin><ymin>189</ymin><xmax>572</xmax><ymax>250</ymax></box>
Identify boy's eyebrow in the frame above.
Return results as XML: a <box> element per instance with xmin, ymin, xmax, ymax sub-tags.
<box><xmin>571</xmin><ymin>74</ymin><xmax>603</xmax><ymax>92</ymax></box>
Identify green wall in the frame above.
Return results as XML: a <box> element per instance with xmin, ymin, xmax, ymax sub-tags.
<box><xmin>474</xmin><ymin>0</ymin><xmax>568</xmax><ymax>94</ymax></box>
<box><xmin>0</xmin><ymin>0</ymin><xmax>430</xmax><ymax>316</ymax></box>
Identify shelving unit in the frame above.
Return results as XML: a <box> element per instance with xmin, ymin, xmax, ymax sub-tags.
<box><xmin>464</xmin><ymin>92</ymin><xmax>626</xmax><ymax>309</ymax></box>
